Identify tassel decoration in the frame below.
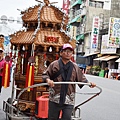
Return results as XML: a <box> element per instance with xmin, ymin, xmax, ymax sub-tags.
<box><xmin>43</xmin><ymin>53</ymin><xmax>46</xmax><ymax>59</ymax></box>
<box><xmin>56</xmin><ymin>53</ymin><xmax>59</xmax><ymax>60</ymax></box>
<box><xmin>25</xmin><ymin>63</ymin><xmax>34</xmax><ymax>91</ymax></box>
<box><xmin>24</xmin><ymin>51</ymin><xmax>27</xmax><ymax>58</ymax></box>
<box><xmin>2</xmin><ymin>62</ymin><xmax>10</xmax><ymax>88</ymax></box>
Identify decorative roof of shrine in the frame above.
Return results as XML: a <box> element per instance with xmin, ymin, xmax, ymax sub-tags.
<box><xmin>22</xmin><ymin>5</ymin><xmax>39</xmax><ymax>22</ymax></box>
<box><xmin>22</xmin><ymin>3</ymin><xmax>66</xmax><ymax>24</ymax></box>
<box><xmin>10</xmin><ymin>30</ymin><xmax>71</xmax><ymax>47</ymax></box>
<box><xmin>34</xmin><ymin>30</ymin><xmax>70</xmax><ymax>46</ymax></box>
<box><xmin>10</xmin><ymin>31</ymin><xmax>34</xmax><ymax>44</ymax></box>
<box><xmin>10</xmin><ymin>0</ymin><xmax>76</xmax><ymax>48</ymax></box>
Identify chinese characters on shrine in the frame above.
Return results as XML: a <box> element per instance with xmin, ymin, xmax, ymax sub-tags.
<box><xmin>45</xmin><ymin>36</ymin><xmax>59</xmax><ymax>43</ymax></box>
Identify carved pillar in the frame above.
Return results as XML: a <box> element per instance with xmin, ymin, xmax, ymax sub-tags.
<box><xmin>35</xmin><ymin>56</ymin><xmax>39</xmax><ymax>75</ymax></box>
<box><xmin>17</xmin><ymin>45</ymin><xmax>21</xmax><ymax>74</ymax></box>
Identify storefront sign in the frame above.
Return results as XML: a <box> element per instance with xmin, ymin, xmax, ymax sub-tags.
<box><xmin>101</xmin><ymin>34</ymin><xmax>116</xmax><ymax>54</ymax></box>
<box><xmin>62</xmin><ymin>0</ymin><xmax>70</xmax><ymax>14</ymax></box>
<box><xmin>108</xmin><ymin>17</ymin><xmax>120</xmax><ymax>47</ymax></box>
<box><xmin>91</xmin><ymin>16</ymin><xmax>100</xmax><ymax>49</ymax></box>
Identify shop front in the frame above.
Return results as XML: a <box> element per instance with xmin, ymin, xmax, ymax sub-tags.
<box><xmin>93</xmin><ymin>55</ymin><xmax>119</xmax><ymax>78</ymax></box>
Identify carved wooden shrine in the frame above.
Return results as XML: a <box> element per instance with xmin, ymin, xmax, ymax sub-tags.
<box><xmin>10</xmin><ymin>0</ymin><xmax>76</xmax><ymax>112</ymax></box>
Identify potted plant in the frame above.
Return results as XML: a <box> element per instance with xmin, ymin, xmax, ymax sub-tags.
<box><xmin>91</xmin><ymin>66</ymin><xmax>101</xmax><ymax>76</ymax></box>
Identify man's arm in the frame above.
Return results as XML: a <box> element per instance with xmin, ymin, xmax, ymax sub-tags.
<box><xmin>42</xmin><ymin>63</ymin><xmax>54</xmax><ymax>87</ymax></box>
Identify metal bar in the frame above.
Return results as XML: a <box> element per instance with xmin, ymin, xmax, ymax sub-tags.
<box><xmin>16</xmin><ymin>82</ymin><xmax>102</xmax><ymax>116</ymax></box>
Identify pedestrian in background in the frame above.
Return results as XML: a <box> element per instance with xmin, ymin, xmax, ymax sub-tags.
<box><xmin>42</xmin><ymin>43</ymin><xmax>96</xmax><ymax>120</ymax></box>
<box><xmin>0</xmin><ymin>48</ymin><xmax>5</xmax><ymax>94</ymax></box>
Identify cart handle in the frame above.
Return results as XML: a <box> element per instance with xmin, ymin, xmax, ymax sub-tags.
<box><xmin>16</xmin><ymin>82</ymin><xmax>102</xmax><ymax>116</ymax></box>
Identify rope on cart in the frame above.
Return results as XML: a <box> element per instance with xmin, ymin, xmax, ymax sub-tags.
<box><xmin>16</xmin><ymin>82</ymin><xmax>102</xmax><ymax>116</ymax></box>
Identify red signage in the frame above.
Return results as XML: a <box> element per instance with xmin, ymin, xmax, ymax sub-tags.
<box><xmin>45</xmin><ymin>36</ymin><xmax>59</xmax><ymax>43</ymax></box>
<box><xmin>91</xmin><ymin>16</ymin><xmax>100</xmax><ymax>49</ymax></box>
<box><xmin>62</xmin><ymin>0</ymin><xmax>70</xmax><ymax>14</ymax></box>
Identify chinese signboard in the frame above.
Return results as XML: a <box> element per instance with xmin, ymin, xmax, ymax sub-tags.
<box><xmin>62</xmin><ymin>0</ymin><xmax>70</xmax><ymax>14</ymax></box>
<box><xmin>101</xmin><ymin>34</ymin><xmax>116</xmax><ymax>54</ymax></box>
<box><xmin>108</xmin><ymin>17</ymin><xmax>120</xmax><ymax>47</ymax></box>
<box><xmin>45</xmin><ymin>36</ymin><xmax>59</xmax><ymax>43</ymax></box>
<box><xmin>91</xmin><ymin>16</ymin><xmax>100</xmax><ymax>49</ymax></box>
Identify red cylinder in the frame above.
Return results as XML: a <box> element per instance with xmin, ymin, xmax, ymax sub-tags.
<box><xmin>35</xmin><ymin>95</ymin><xmax>49</xmax><ymax>118</ymax></box>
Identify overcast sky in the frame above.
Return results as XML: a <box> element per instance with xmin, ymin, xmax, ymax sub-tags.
<box><xmin>0</xmin><ymin>0</ymin><xmax>63</xmax><ymax>35</ymax></box>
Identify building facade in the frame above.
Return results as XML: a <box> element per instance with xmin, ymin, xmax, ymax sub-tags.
<box><xmin>69</xmin><ymin>0</ymin><xmax>120</xmax><ymax>78</ymax></box>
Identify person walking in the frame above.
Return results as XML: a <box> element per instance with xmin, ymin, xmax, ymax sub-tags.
<box><xmin>0</xmin><ymin>48</ymin><xmax>5</xmax><ymax>94</ymax></box>
<box><xmin>42</xmin><ymin>43</ymin><xmax>96</xmax><ymax>120</ymax></box>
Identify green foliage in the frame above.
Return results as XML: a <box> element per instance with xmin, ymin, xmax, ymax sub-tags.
<box><xmin>91</xmin><ymin>66</ymin><xmax>101</xmax><ymax>71</ymax></box>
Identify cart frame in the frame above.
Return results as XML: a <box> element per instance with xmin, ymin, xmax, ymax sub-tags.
<box><xmin>3</xmin><ymin>81</ymin><xmax>102</xmax><ymax>120</ymax></box>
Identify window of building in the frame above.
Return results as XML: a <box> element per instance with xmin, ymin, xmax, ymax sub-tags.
<box><xmin>89</xmin><ymin>1</ymin><xmax>103</xmax><ymax>8</ymax></box>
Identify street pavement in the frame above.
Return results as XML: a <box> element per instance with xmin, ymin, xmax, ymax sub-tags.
<box><xmin>0</xmin><ymin>74</ymin><xmax>120</xmax><ymax>120</ymax></box>
<box><xmin>76</xmin><ymin>74</ymin><xmax>120</xmax><ymax>120</ymax></box>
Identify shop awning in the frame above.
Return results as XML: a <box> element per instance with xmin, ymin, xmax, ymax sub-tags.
<box><xmin>94</xmin><ymin>55</ymin><xmax>119</xmax><ymax>61</ymax></box>
<box><xmin>84</xmin><ymin>52</ymin><xmax>99</xmax><ymax>57</ymax></box>
<box><xmin>72</xmin><ymin>0</ymin><xmax>82</xmax><ymax>8</ymax></box>
<box><xmin>76</xmin><ymin>34</ymin><xmax>84</xmax><ymax>41</ymax></box>
<box><xmin>70</xmin><ymin>16</ymin><xmax>81</xmax><ymax>24</ymax></box>
<box><xmin>115</xmin><ymin>58</ymin><xmax>120</xmax><ymax>62</ymax></box>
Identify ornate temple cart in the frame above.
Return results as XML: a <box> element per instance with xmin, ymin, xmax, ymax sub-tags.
<box><xmin>2</xmin><ymin>0</ymin><xmax>102</xmax><ymax>120</ymax></box>
<box><xmin>3</xmin><ymin>0</ymin><xmax>76</xmax><ymax>118</ymax></box>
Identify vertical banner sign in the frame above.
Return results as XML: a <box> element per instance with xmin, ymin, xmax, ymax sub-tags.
<box><xmin>91</xmin><ymin>16</ymin><xmax>100</xmax><ymax>49</ymax></box>
<box><xmin>62</xmin><ymin>0</ymin><xmax>70</xmax><ymax>15</ymax></box>
<box><xmin>85</xmin><ymin>0</ymin><xmax>89</xmax><ymax>7</ymax></box>
<box><xmin>108</xmin><ymin>17</ymin><xmax>120</xmax><ymax>47</ymax></box>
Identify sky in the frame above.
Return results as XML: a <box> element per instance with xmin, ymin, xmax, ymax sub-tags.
<box><xmin>0</xmin><ymin>0</ymin><xmax>63</xmax><ymax>35</ymax></box>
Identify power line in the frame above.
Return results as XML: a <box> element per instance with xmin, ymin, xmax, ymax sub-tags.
<box><xmin>0</xmin><ymin>15</ymin><xmax>22</xmax><ymax>24</ymax></box>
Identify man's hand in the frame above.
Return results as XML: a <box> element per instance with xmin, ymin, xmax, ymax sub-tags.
<box><xmin>46</xmin><ymin>78</ymin><xmax>54</xmax><ymax>87</ymax></box>
<box><xmin>89</xmin><ymin>82</ymin><xmax>96</xmax><ymax>88</ymax></box>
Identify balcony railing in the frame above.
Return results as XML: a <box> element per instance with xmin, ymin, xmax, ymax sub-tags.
<box><xmin>76</xmin><ymin>26</ymin><xmax>85</xmax><ymax>35</ymax></box>
<box><xmin>71</xmin><ymin>8</ymin><xmax>87</xmax><ymax>19</ymax></box>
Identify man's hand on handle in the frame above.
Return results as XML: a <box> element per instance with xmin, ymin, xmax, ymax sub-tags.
<box><xmin>46</xmin><ymin>78</ymin><xmax>54</xmax><ymax>87</ymax></box>
<box><xmin>89</xmin><ymin>82</ymin><xmax>96</xmax><ymax>88</ymax></box>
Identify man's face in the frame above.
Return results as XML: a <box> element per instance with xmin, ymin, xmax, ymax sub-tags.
<box><xmin>60</xmin><ymin>48</ymin><xmax>73</xmax><ymax>60</ymax></box>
